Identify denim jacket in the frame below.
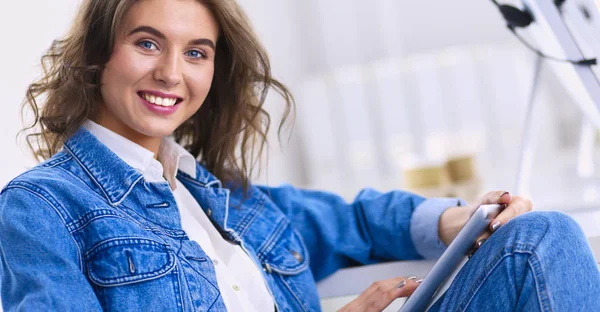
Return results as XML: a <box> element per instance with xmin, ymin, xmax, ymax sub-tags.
<box><xmin>0</xmin><ymin>127</ymin><xmax>461</xmax><ymax>311</ymax></box>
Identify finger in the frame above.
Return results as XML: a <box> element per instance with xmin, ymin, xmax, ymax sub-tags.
<box><xmin>351</xmin><ymin>276</ymin><xmax>421</xmax><ymax>312</ymax></box>
<box><xmin>362</xmin><ymin>276</ymin><xmax>419</xmax><ymax>299</ymax></box>
<box><xmin>479</xmin><ymin>190</ymin><xmax>511</xmax><ymax>206</ymax></box>
<box><xmin>474</xmin><ymin>232</ymin><xmax>490</xmax><ymax>250</ymax></box>
<box><xmin>468</xmin><ymin>231</ymin><xmax>490</xmax><ymax>259</ymax></box>
<box><xmin>490</xmin><ymin>196</ymin><xmax>533</xmax><ymax>232</ymax></box>
<box><xmin>364</xmin><ymin>278</ymin><xmax>421</xmax><ymax>312</ymax></box>
<box><xmin>358</xmin><ymin>276</ymin><xmax>406</xmax><ymax>301</ymax></box>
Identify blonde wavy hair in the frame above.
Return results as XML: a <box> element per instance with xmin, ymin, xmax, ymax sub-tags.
<box><xmin>22</xmin><ymin>0</ymin><xmax>294</xmax><ymax>192</ymax></box>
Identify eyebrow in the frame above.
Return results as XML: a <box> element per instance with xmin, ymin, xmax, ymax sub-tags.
<box><xmin>128</xmin><ymin>25</ymin><xmax>216</xmax><ymax>51</ymax></box>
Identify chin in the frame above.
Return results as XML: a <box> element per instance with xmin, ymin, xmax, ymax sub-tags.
<box><xmin>134</xmin><ymin>121</ymin><xmax>180</xmax><ymax>138</ymax></box>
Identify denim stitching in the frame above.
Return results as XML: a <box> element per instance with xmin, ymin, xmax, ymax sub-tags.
<box><xmin>277</xmin><ymin>274</ymin><xmax>309</xmax><ymax>312</ymax></box>
<box><xmin>88</xmin><ymin>261</ymin><xmax>176</xmax><ymax>287</ymax></box>
<box><xmin>179</xmin><ymin>258</ymin><xmax>195</xmax><ymax>308</ymax></box>
<box><xmin>86</xmin><ymin>239</ymin><xmax>176</xmax><ymax>286</ymax></box>
<box><xmin>86</xmin><ymin>238</ymin><xmax>167</xmax><ymax>257</ymax></box>
<box><xmin>458</xmin><ymin>243</ymin><xmax>539</xmax><ymax>311</ymax></box>
<box><xmin>292</xmin><ymin>228</ymin><xmax>311</xmax><ymax>271</ymax></box>
<box><xmin>171</xmin><ymin>266</ymin><xmax>184</xmax><ymax>312</ymax></box>
<box><xmin>2</xmin><ymin>185</ymin><xmax>86</xmax><ymax>271</ymax></box>
<box><xmin>41</xmin><ymin>153</ymin><xmax>72</xmax><ymax>167</ymax></box>
<box><xmin>64</xmin><ymin>144</ymin><xmax>114</xmax><ymax>204</ymax></box>
<box><xmin>65</xmin><ymin>144</ymin><xmax>145</xmax><ymax>206</ymax></box>
<box><xmin>177</xmin><ymin>174</ymin><xmax>207</xmax><ymax>187</ymax></box>
<box><xmin>238</xmin><ymin>194</ymin><xmax>266</xmax><ymax>236</ymax></box>
<box><xmin>528</xmin><ymin>253</ymin><xmax>553</xmax><ymax>312</ymax></box>
<box><xmin>266</xmin><ymin>229</ymin><xmax>310</xmax><ymax>275</ymax></box>
<box><xmin>178</xmin><ymin>256</ymin><xmax>221</xmax><ymax>309</ymax></box>
<box><xmin>111</xmin><ymin>175</ymin><xmax>144</xmax><ymax>206</ymax></box>
<box><xmin>69</xmin><ymin>209</ymin><xmax>123</xmax><ymax>233</ymax></box>
<box><xmin>235</xmin><ymin>195</ymin><xmax>259</xmax><ymax>234</ymax></box>
<box><xmin>7</xmin><ymin>182</ymin><xmax>74</xmax><ymax>222</ymax></box>
<box><xmin>116</xmin><ymin>203</ymin><xmax>186</xmax><ymax>234</ymax></box>
<box><xmin>57</xmin><ymin>166</ymin><xmax>110</xmax><ymax>202</ymax></box>
<box><xmin>258</xmin><ymin>219</ymin><xmax>288</xmax><ymax>257</ymax></box>
<box><xmin>458</xmin><ymin>253</ymin><xmax>520</xmax><ymax>311</ymax></box>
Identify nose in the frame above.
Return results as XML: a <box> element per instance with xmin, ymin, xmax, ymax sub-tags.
<box><xmin>153</xmin><ymin>50</ymin><xmax>182</xmax><ymax>87</ymax></box>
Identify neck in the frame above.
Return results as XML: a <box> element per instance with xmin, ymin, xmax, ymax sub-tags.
<box><xmin>92</xmin><ymin>109</ymin><xmax>161</xmax><ymax>158</ymax></box>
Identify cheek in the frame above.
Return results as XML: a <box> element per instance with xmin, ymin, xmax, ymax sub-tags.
<box><xmin>102</xmin><ymin>46</ymin><xmax>154</xmax><ymax>96</ymax></box>
<box><xmin>186</xmin><ymin>67</ymin><xmax>214</xmax><ymax>105</ymax></box>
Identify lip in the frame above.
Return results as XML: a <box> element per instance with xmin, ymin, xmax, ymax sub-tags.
<box><xmin>138</xmin><ymin>90</ymin><xmax>183</xmax><ymax>101</ymax></box>
<box><xmin>137</xmin><ymin>92</ymin><xmax>182</xmax><ymax>116</ymax></box>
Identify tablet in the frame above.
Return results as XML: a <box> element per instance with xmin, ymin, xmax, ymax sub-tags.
<box><xmin>399</xmin><ymin>204</ymin><xmax>505</xmax><ymax>312</ymax></box>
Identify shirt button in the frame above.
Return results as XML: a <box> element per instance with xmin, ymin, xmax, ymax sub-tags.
<box><xmin>291</xmin><ymin>250</ymin><xmax>303</xmax><ymax>262</ymax></box>
<box><xmin>212</xmin><ymin>259</ymin><xmax>219</xmax><ymax>265</ymax></box>
<box><xmin>207</xmin><ymin>209</ymin><xmax>212</xmax><ymax>217</ymax></box>
<box><xmin>232</xmin><ymin>285</ymin><xmax>240</xmax><ymax>291</ymax></box>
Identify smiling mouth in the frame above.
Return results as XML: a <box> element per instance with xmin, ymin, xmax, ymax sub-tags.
<box><xmin>137</xmin><ymin>91</ymin><xmax>183</xmax><ymax>107</ymax></box>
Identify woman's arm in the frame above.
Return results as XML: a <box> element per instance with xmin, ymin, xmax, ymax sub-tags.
<box><xmin>0</xmin><ymin>187</ymin><xmax>102</xmax><ymax>311</ymax></box>
<box><xmin>256</xmin><ymin>184</ymin><xmax>465</xmax><ymax>281</ymax></box>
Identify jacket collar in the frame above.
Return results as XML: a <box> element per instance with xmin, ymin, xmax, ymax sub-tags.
<box><xmin>64</xmin><ymin>127</ymin><xmax>222</xmax><ymax>205</ymax></box>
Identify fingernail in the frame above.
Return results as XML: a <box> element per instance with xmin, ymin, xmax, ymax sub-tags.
<box><xmin>407</xmin><ymin>275</ymin><xmax>417</xmax><ymax>280</ymax></box>
<box><xmin>396</xmin><ymin>280</ymin><xmax>406</xmax><ymax>288</ymax></box>
<box><xmin>491</xmin><ymin>220</ymin><xmax>501</xmax><ymax>232</ymax></box>
<box><xmin>477</xmin><ymin>239</ymin><xmax>487</xmax><ymax>248</ymax></box>
<box><xmin>498</xmin><ymin>191</ymin><xmax>510</xmax><ymax>201</ymax></box>
<box><xmin>415</xmin><ymin>279</ymin><xmax>424</xmax><ymax>284</ymax></box>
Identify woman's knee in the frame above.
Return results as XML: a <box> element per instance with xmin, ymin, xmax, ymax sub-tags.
<box><xmin>509</xmin><ymin>210</ymin><xmax>579</xmax><ymax>229</ymax></box>
<box><xmin>497</xmin><ymin>211</ymin><xmax>585</xmax><ymax>247</ymax></box>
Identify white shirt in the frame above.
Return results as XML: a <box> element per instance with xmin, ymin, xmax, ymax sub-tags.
<box><xmin>83</xmin><ymin>121</ymin><xmax>275</xmax><ymax>312</ymax></box>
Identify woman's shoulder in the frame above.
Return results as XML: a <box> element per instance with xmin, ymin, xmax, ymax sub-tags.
<box><xmin>1</xmin><ymin>150</ymin><xmax>96</xmax><ymax>208</ymax></box>
<box><xmin>3</xmin><ymin>151</ymin><xmax>72</xmax><ymax>188</ymax></box>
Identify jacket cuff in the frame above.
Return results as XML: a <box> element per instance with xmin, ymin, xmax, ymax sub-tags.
<box><xmin>410</xmin><ymin>198</ymin><xmax>467</xmax><ymax>259</ymax></box>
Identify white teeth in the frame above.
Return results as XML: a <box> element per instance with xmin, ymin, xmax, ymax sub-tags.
<box><xmin>141</xmin><ymin>93</ymin><xmax>178</xmax><ymax>107</ymax></box>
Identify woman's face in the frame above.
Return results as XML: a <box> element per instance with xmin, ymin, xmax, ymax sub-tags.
<box><xmin>96</xmin><ymin>0</ymin><xmax>219</xmax><ymax>149</ymax></box>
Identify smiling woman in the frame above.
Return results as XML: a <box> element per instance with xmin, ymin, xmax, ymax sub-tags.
<box><xmin>22</xmin><ymin>0</ymin><xmax>292</xmax><ymax>191</ymax></box>
<box><xmin>96</xmin><ymin>0</ymin><xmax>219</xmax><ymax>155</ymax></box>
<box><xmin>2</xmin><ymin>0</ymin><xmax>600</xmax><ymax>311</ymax></box>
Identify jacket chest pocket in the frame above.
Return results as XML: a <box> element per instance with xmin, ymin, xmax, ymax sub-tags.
<box><xmin>260</xmin><ymin>223</ymin><xmax>320</xmax><ymax>312</ymax></box>
<box><xmin>85</xmin><ymin>238</ymin><xmax>183</xmax><ymax>312</ymax></box>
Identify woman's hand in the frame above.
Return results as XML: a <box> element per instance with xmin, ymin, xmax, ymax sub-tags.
<box><xmin>438</xmin><ymin>191</ymin><xmax>533</xmax><ymax>248</ymax></box>
<box><xmin>337</xmin><ymin>276</ymin><xmax>422</xmax><ymax>312</ymax></box>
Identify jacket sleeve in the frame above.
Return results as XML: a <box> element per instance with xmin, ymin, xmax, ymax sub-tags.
<box><xmin>256</xmin><ymin>184</ymin><xmax>465</xmax><ymax>281</ymax></box>
<box><xmin>0</xmin><ymin>186</ymin><xmax>103</xmax><ymax>311</ymax></box>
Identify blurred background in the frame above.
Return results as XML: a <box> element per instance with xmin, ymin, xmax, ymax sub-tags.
<box><xmin>2</xmin><ymin>0</ymin><xmax>600</xmax><ymax>215</ymax></box>
<box><xmin>3</xmin><ymin>0</ymin><xmax>600</xmax><ymax>311</ymax></box>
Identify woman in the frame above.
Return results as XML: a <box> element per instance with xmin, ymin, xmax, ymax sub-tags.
<box><xmin>1</xmin><ymin>0</ymin><xmax>598</xmax><ymax>311</ymax></box>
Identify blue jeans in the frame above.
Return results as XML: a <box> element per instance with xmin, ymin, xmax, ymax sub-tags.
<box><xmin>428</xmin><ymin>211</ymin><xmax>600</xmax><ymax>311</ymax></box>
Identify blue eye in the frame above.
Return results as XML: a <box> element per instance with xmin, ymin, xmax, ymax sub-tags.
<box><xmin>137</xmin><ymin>40</ymin><xmax>158</xmax><ymax>51</ymax></box>
<box><xmin>185</xmin><ymin>50</ymin><xmax>205</xmax><ymax>59</ymax></box>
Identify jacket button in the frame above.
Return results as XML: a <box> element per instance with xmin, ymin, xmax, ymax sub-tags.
<box><xmin>291</xmin><ymin>250</ymin><xmax>303</xmax><ymax>262</ymax></box>
<box><xmin>207</xmin><ymin>209</ymin><xmax>212</xmax><ymax>217</ymax></box>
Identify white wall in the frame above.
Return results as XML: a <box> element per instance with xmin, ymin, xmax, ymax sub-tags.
<box><xmin>0</xmin><ymin>1</ymin><xmax>81</xmax><ymax>187</ymax></box>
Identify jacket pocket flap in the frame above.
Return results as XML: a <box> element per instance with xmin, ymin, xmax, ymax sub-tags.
<box><xmin>261</xmin><ymin>223</ymin><xmax>309</xmax><ymax>275</ymax></box>
<box><xmin>86</xmin><ymin>238</ymin><xmax>176</xmax><ymax>287</ymax></box>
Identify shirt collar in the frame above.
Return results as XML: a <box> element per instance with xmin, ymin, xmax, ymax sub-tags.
<box><xmin>158</xmin><ymin>136</ymin><xmax>198</xmax><ymax>186</ymax></box>
<box><xmin>83</xmin><ymin>120</ymin><xmax>197</xmax><ymax>187</ymax></box>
